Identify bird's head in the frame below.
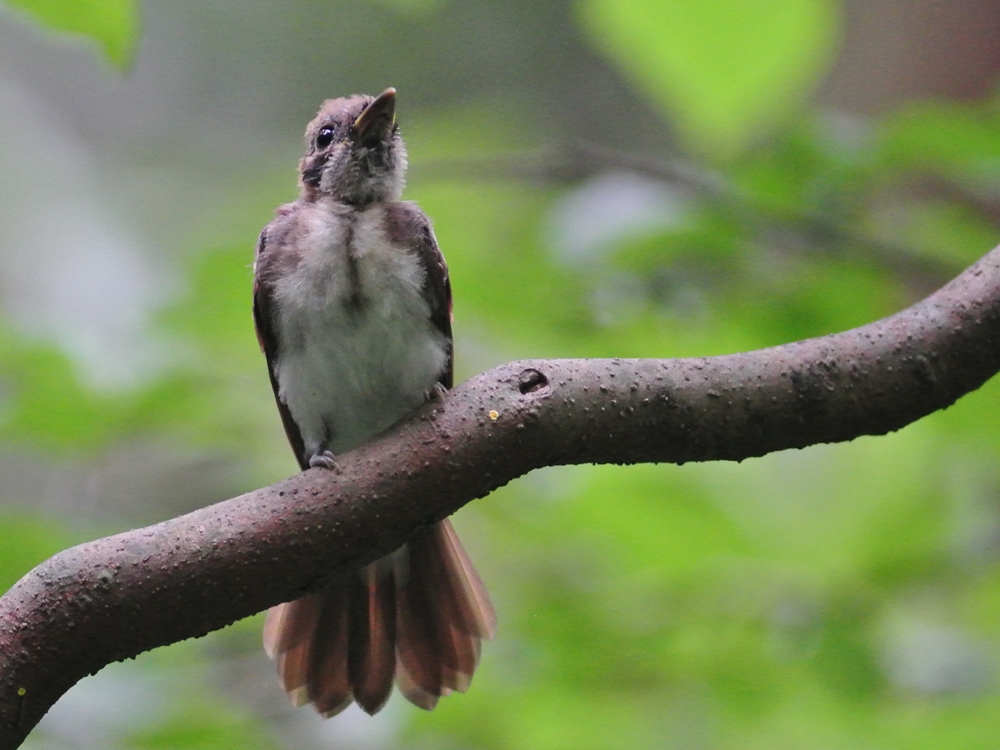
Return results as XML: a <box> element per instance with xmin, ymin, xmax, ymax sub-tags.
<box><xmin>299</xmin><ymin>87</ymin><xmax>407</xmax><ymax>205</ymax></box>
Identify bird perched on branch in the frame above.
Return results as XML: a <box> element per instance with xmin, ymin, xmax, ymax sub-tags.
<box><xmin>252</xmin><ymin>88</ymin><xmax>496</xmax><ymax>717</ymax></box>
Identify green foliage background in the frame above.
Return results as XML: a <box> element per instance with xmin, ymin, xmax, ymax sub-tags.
<box><xmin>4</xmin><ymin>1</ymin><xmax>1000</xmax><ymax>748</ymax></box>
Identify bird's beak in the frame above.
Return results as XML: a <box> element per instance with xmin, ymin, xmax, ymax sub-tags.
<box><xmin>353</xmin><ymin>87</ymin><xmax>396</xmax><ymax>139</ymax></box>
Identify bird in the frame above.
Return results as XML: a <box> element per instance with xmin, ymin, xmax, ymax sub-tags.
<box><xmin>252</xmin><ymin>88</ymin><xmax>496</xmax><ymax>717</ymax></box>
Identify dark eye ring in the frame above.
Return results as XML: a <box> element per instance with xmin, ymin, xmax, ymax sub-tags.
<box><xmin>316</xmin><ymin>126</ymin><xmax>334</xmax><ymax>149</ymax></box>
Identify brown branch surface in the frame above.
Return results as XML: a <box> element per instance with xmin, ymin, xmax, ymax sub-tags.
<box><xmin>2</xmin><ymin>245</ymin><xmax>1000</xmax><ymax>748</ymax></box>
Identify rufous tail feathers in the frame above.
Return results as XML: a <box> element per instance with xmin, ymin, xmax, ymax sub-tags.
<box><xmin>263</xmin><ymin>519</ymin><xmax>496</xmax><ymax>716</ymax></box>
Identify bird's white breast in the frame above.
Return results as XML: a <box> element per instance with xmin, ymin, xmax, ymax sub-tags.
<box><xmin>271</xmin><ymin>203</ymin><xmax>448</xmax><ymax>458</ymax></box>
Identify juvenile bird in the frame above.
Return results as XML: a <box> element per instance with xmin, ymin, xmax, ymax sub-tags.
<box><xmin>252</xmin><ymin>88</ymin><xmax>496</xmax><ymax>717</ymax></box>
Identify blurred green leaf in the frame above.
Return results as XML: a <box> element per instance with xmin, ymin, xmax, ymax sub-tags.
<box><xmin>867</xmin><ymin>200</ymin><xmax>999</xmax><ymax>267</ymax></box>
<box><xmin>366</xmin><ymin>0</ymin><xmax>444</xmax><ymax>14</ymax></box>
<box><xmin>0</xmin><ymin>328</ymin><xmax>130</xmax><ymax>450</ymax></box>
<box><xmin>126</xmin><ymin>705</ymin><xmax>279</xmax><ymax>750</ymax></box>
<box><xmin>5</xmin><ymin>0</ymin><xmax>138</xmax><ymax>68</ymax></box>
<box><xmin>878</xmin><ymin>101</ymin><xmax>1000</xmax><ymax>179</ymax></box>
<box><xmin>0</xmin><ymin>514</ymin><xmax>73</xmax><ymax>593</ymax></box>
<box><xmin>576</xmin><ymin>0</ymin><xmax>841</xmax><ymax>156</ymax></box>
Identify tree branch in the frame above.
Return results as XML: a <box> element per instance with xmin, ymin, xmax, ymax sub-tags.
<box><xmin>2</xmin><ymin>244</ymin><xmax>1000</xmax><ymax>748</ymax></box>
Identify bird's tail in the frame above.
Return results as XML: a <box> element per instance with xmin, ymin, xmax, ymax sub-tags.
<box><xmin>263</xmin><ymin>519</ymin><xmax>496</xmax><ymax>716</ymax></box>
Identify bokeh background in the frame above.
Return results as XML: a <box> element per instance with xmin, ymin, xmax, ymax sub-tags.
<box><xmin>3</xmin><ymin>1</ymin><xmax>1000</xmax><ymax>748</ymax></box>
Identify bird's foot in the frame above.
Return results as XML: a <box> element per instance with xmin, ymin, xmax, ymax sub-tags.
<box><xmin>425</xmin><ymin>382</ymin><xmax>449</xmax><ymax>403</ymax></box>
<box><xmin>309</xmin><ymin>450</ymin><xmax>340</xmax><ymax>472</ymax></box>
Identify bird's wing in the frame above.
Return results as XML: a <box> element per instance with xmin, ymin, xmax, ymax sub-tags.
<box><xmin>385</xmin><ymin>201</ymin><xmax>454</xmax><ymax>389</ymax></box>
<box><xmin>253</xmin><ymin>204</ymin><xmax>309</xmax><ymax>470</ymax></box>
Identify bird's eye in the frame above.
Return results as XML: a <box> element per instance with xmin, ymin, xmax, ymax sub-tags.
<box><xmin>316</xmin><ymin>126</ymin><xmax>335</xmax><ymax>149</ymax></box>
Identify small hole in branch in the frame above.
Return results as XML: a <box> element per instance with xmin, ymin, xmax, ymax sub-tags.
<box><xmin>518</xmin><ymin>369</ymin><xmax>549</xmax><ymax>394</ymax></box>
